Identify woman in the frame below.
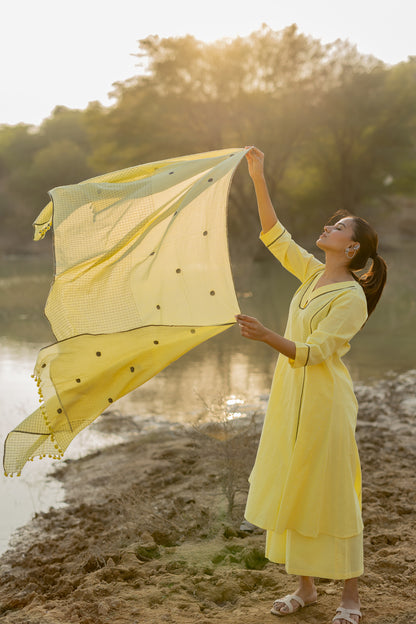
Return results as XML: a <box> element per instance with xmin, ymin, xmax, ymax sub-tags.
<box><xmin>236</xmin><ymin>147</ymin><xmax>387</xmax><ymax>624</ymax></box>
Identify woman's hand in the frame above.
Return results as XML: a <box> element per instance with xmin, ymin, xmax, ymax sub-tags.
<box><xmin>236</xmin><ymin>313</ymin><xmax>297</xmax><ymax>359</ymax></box>
<box><xmin>245</xmin><ymin>146</ymin><xmax>265</xmax><ymax>182</ymax></box>
<box><xmin>235</xmin><ymin>314</ymin><xmax>269</xmax><ymax>342</ymax></box>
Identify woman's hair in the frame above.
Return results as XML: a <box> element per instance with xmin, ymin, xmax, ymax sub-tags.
<box><xmin>327</xmin><ymin>210</ymin><xmax>387</xmax><ymax>317</ymax></box>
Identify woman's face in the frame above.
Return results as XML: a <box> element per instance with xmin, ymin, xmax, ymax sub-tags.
<box><xmin>316</xmin><ymin>217</ymin><xmax>358</xmax><ymax>254</ymax></box>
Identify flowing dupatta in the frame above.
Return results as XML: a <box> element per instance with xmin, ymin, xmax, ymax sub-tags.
<box><xmin>3</xmin><ymin>148</ymin><xmax>247</xmax><ymax>476</ymax></box>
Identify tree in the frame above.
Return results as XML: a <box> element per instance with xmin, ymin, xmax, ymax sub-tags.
<box><xmin>39</xmin><ymin>106</ymin><xmax>91</xmax><ymax>151</ymax></box>
<box><xmin>2</xmin><ymin>26</ymin><xmax>415</xmax><ymax>256</ymax></box>
<box><xmin>286</xmin><ymin>59</ymin><xmax>416</xmax><ymax>226</ymax></box>
<box><xmin>0</xmin><ymin>110</ymin><xmax>95</xmax><ymax>254</ymax></box>
<box><xmin>85</xmin><ymin>26</ymin><xmax>333</xmax><ymax>256</ymax></box>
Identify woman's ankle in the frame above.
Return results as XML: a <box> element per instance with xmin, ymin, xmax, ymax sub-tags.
<box><xmin>342</xmin><ymin>578</ymin><xmax>360</xmax><ymax>604</ymax></box>
<box><xmin>298</xmin><ymin>575</ymin><xmax>315</xmax><ymax>589</ymax></box>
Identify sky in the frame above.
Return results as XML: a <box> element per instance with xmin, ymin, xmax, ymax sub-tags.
<box><xmin>1</xmin><ymin>0</ymin><xmax>415</xmax><ymax>127</ymax></box>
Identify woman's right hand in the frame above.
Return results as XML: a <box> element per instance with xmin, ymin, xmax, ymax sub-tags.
<box><xmin>235</xmin><ymin>313</ymin><xmax>269</xmax><ymax>342</ymax></box>
<box><xmin>245</xmin><ymin>146</ymin><xmax>265</xmax><ymax>181</ymax></box>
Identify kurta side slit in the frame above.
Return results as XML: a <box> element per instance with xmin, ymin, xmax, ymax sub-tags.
<box><xmin>244</xmin><ymin>221</ymin><xmax>368</xmax><ymax>580</ymax></box>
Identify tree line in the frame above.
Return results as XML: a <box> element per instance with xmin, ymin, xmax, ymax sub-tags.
<box><xmin>1</xmin><ymin>24</ymin><xmax>415</xmax><ymax>258</ymax></box>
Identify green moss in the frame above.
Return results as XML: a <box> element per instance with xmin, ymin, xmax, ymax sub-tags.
<box><xmin>211</xmin><ymin>543</ymin><xmax>245</xmax><ymax>565</ymax></box>
<box><xmin>134</xmin><ymin>543</ymin><xmax>160</xmax><ymax>561</ymax></box>
<box><xmin>243</xmin><ymin>547</ymin><xmax>268</xmax><ymax>570</ymax></box>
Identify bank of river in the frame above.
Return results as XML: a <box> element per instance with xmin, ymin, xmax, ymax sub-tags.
<box><xmin>0</xmin><ymin>370</ymin><xmax>415</xmax><ymax>623</ymax></box>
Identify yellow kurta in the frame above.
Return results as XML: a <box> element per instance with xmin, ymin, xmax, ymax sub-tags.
<box><xmin>244</xmin><ymin>221</ymin><xmax>368</xmax><ymax>580</ymax></box>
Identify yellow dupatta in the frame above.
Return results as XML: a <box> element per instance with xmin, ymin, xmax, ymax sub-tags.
<box><xmin>3</xmin><ymin>148</ymin><xmax>247</xmax><ymax>476</ymax></box>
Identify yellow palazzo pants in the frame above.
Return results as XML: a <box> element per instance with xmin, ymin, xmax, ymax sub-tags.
<box><xmin>265</xmin><ymin>529</ymin><xmax>363</xmax><ymax>580</ymax></box>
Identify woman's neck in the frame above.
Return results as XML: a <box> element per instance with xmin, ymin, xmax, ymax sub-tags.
<box><xmin>322</xmin><ymin>255</ymin><xmax>353</xmax><ymax>281</ymax></box>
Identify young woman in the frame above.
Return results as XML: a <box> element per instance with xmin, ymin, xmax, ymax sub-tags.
<box><xmin>236</xmin><ymin>147</ymin><xmax>387</xmax><ymax>624</ymax></box>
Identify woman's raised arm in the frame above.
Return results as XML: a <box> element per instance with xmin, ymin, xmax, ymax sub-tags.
<box><xmin>246</xmin><ymin>146</ymin><xmax>277</xmax><ymax>234</ymax></box>
<box><xmin>246</xmin><ymin>146</ymin><xmax>323</xmax><ymax>283</ymax></box>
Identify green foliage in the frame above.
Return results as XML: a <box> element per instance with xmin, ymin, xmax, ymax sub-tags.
<box><xmin>39</xmin><ymin>105</ymin><xmax>91</xmax><ymax>149</ymax></box>
<box><xmin>295</xmin><ymin>66</ymin><xmax>415</xmax><ymax>213</ymax></box>
<box><xmin>210</xmin><ymin>544</ymin><xmax>268</xmax><ymax>570</ymax></box>
<box><xmin>1</xmin><ymin>25</ymin><xmax>415</xmax><ymax>256</ymax></box>
<box><xmin>0</xmin><ymin>107</ymin><xmax>96</xmax><ymax>253</ymax></box>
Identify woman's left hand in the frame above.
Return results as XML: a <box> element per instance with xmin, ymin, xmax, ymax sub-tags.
<box><xmin>245</xmin><ymin>146</ymin><xmax>265</xmax><ymax>182</ymax></box>
<box><xmin>235</xmin><ymin>314</ymin><xmax>269</xmax><ymax>342</ymax></box>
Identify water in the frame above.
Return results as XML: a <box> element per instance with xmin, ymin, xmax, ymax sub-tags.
<box><xmin>0</xmin><ymin>244</ymin><xmax>415</xmax><ymax>553</ymax></box>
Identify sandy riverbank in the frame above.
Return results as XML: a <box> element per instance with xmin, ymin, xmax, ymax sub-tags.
<box><xmin>0</xmin><ymin>371</ymin><xmax>415</xmax><ymax>624</ymax></box>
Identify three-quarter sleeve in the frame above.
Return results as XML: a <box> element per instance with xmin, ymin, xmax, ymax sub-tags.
<box><xmin>289</xmin><ymin>290</ymin><xmax>368</xmax><ymax>368</ymax></box>
<box><xmin>260</xmin><ymin>221</ymin><xmax>323</xmax><ymax>283</ymax></box>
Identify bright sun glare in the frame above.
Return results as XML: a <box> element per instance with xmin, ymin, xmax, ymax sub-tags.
<box><xmin>1</xmin><ymin>0</ymin><xmax>415</xmax><ymax>125</ymax></box>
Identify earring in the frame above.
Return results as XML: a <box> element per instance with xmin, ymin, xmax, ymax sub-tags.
<box><xmin>345</xmin><ymin>244</ymin><xmax>359</xmax><ymax>259</ymax></box>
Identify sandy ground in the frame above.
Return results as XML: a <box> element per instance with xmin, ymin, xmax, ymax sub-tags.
<box><xmin>0</xmin><ymin>370</ymin><xmax>416</xmax><ymax>624</ymax></box>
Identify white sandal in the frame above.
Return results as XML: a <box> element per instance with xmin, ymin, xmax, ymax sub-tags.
<box><xmin>332</xmin><ymin>606</ymin><xmax>362</xmax><ymax>623</ymax></box>
<box><xmin>271</xmin><ymin>593</ymin><xmax>316</xmax><ymax>616</ymax></box>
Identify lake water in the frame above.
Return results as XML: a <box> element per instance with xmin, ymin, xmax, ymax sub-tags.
<box><xmin>0</xmin><ymin>242</ymin><xmax>415</xmax><ymax>553</ymax></box>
